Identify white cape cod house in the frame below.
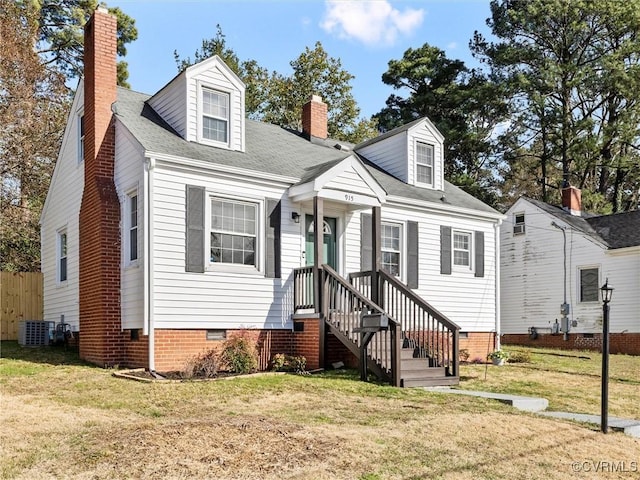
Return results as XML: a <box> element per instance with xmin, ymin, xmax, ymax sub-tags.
<box><xmin>501</xmin><ymin>190</ymin><xmax>640</xmax><ymax>355</ymax></box>
<box><xmin>41</xmin><ymin>9</ymin><xmax>504</xmax><ymax>385</ymax></box>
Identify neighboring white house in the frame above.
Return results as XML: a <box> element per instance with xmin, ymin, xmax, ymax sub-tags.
<box><xmin>501</xmin><ymin>190</ymin><xmax>640</xmax><ymax>354</ymax></box>
<box><xmin>40</xmin><ymin>9</ymin><xmax>504</xmax><ymax>384</ymax></box>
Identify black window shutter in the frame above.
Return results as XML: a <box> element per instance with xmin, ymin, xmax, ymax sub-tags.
<box><xmin>185</xmin><ymin>185</ymin><xmax>205</xmax><ymax>273</ymax></box>
<box><xmin>407</xmin><ymin>221</ymin><xmax>419</xmax><ymax>288</ymax></box>
<box><xmin>440</xmin><ymin>226</ymin><xmax>451</xmax><ymax>275</ymax></box>
<box><xmin>265</xmin><ymin>199</ymin><xmax>281</xmax><ymax>278</ymax></box>
<box><xmin>361</xmin><ymin>213</ymin><xmax>372</xmax><ymax>271</ymax></box>
<box><xmin>475</xmin><ymin>231</ymin><xmax>485</xmax><ymax>278</ymax></box>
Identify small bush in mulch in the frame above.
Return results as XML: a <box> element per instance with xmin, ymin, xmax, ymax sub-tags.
<box><xmin>220</xmin><ymin>332</ymin><xmax>258</xmax><ymax>374</ymax></box>
<box><xmin>181</xmin><ymin>349</ymin><xmax>219</xmax><ymax>379</ymax></box>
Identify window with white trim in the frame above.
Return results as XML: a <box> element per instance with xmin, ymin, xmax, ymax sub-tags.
<box><xmin>579</xmin><ymin>267</ymin><xmax>599</xmax><ymax>302</ymax></box>
<box><xmin>453</xmin><ymin>231</ymin><xmax>471</xmax><ymax>268</ymax></box>
<box><xmin>381</xmin><ymin>222</ymin><xmax>401</xmax><ymax>277</ymax></box>
<box><xmin>78</xmin><ymin>114</ymin><xmax>85</xmax><ymax>163</ymax></box>
<box><xmin>127</xmin><ymin>192</ymin><xmax>138</xmax><ymax>263</ymax></box>
<box><xmin>58</xmin><ymin>230</ymin><xmax>67</xmax><ymax>282</ymax></box>
<box><xmin>416</xmin><ymin>141</ymin><xmax>434</xmax><ymax>186</ymax></box>
<box><xmin>210</xmin><ymin>197</ymin><xmax>257</xmax><ymax>266</ymax></box>
<box><xmin>202</xmin><ymin>88</ymin><xmax>229</xmax><ymax>143</ymax></box>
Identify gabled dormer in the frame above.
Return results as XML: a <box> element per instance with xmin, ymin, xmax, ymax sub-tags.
<box><xmin>355</xmin><ymin>117</ymin><xmax>445</xmax><ymax>191</ymax></box>
<box><xmin>148</xmin><ymin>55</ymin><xmax>246</xmax><ymax>152</ymax></box>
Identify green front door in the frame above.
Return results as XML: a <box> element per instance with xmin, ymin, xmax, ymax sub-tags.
<box><xmin>305</xmin><ymin>215</ymin><xmax>337</xmax><ymax>269</ymax></box>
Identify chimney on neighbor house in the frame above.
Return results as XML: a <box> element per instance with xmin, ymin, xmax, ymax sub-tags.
<box><xmin>302</xmin><ymin>95</ymin><xmax>328</xmax><ymax>140</ymax></box>
<box><xmin>561</xmin><ymin>185</ymin><xmax>582</xmax><ymax>216</ymax></box>
<box><xmin>78</xmin><ymin>7</ymin><xmax>124</xmax><ymax>366</ymax></box>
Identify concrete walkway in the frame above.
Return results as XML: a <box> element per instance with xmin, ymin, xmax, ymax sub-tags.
<box><xmin>424</xmin><ymin>387</ymin><xmax>640</xmax><ymax>438</ymax></box>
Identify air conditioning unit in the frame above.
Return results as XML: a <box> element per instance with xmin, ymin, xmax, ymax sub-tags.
<box><xmin>513</xmin><ymin>224</ymin><xmax>525</xmax><ymax>235</ymax></box>
<box><xmin>18</xmin><ymin>321</ymin><xmax>54</xmax><ymax>347</ymax></box>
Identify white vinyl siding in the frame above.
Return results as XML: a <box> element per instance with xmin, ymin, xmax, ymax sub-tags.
<box><xmin>356</xmin><ymin>134</ymin><xmax>408</xmax><ymax>182</ymax></box>
<box><xmin>346</xmin><ymin>205</ymin><xmax>498</xmax><ymax>333</ymax></box>
<box><xmin>114</xmin><ymin>125</ymin><xmax>145</xmax><ymax>330</ymax></box>
<box><xmin>150</xmin><ymin>164</ymin><xmax>295</xmax><ymax>330</ymax></box>
<box><xmin>501</xmin><ymin>197</ymin><xmax>640</xmax><ymax>335</ymax></box>
<box><xmin>147</xmin><ymin>74</ymin><xmax>188</xmax><ymax>138</ymax></box>
<box><xmin>42</xmin><ymin>84</ymin><xmax>85</xmax><ymax>331</ymax></box>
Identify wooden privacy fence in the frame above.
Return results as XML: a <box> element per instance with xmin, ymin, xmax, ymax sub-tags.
<box><xmin>1</xmin><ymin>272</ymin><xmax>43</xmax><ymax>340</ymax></box>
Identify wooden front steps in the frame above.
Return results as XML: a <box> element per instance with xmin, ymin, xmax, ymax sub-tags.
<box><xmin>399</xmin><ymin>347</ymin><xmax>459</xmax><ymax>388</ymax></box>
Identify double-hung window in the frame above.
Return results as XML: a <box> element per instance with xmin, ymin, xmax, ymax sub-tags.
<box><xmin>210</xmin><ymin>197</ymin><xmax>257</xmax><ymax>266</ymax></box>
<box><xmin>453</xmin><ymin>231</ymin><xmax>471</xmax><ymax>269</ymax></box>
<box><xmin>78</xmin><ymin>114</ymin><xmax>85</xmax><ymax>163</ymax></box>
<box><xmin>58</xmin><ymin>230</ymin><xmax>67</xmax><ymax>282</ymax></box>
<box><xmin>513</xmin><ymin>213</ymin><xmax>525</xmax><ymax>235</ymax></box>
<box><xmin>128</xmin><ymin>193</ymin><xmax>138</xmax><ymax>263</ymax></box>
<box><xmin>416</xmin><ymin>142</ymin><xmax>434</xmax><ymax>186</ymax></box>
<box><xmin>202</xmin><ymin>88</ymin><xmax>229</xmax><ymax>143</ymax></box>
<box><xmin>579</xmin><ymin>267</ymin><xmax>599</xmax><ymax>302</ymax></box>
<box><xmin>381</xmin><ymin>222</ymin><xmax>401</xmax><ymax>277</ymax></box>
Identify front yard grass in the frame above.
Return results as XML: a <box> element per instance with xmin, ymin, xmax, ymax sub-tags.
<box><xmin>459</xmin><ymin>346</ymin><xmax>640</xmax><ymax>419</ymax></box>
<box><xmin>1</xmin><ymin>342</ymin><xmax>639</xmax><ymax>479</ymax></box>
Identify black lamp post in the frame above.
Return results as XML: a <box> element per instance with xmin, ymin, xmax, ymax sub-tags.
<box><xmin>600</xmin><ymin>278</ymin><xmax>614</xmax><ymax>434</ymax></box>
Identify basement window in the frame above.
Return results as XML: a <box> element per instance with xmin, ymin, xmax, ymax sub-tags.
<box><xmin>206</xmin><ymin>330</ymin><xmax>226</xmax><ymax>341</ymax></box>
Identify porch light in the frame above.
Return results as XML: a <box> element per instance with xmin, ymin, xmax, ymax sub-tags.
<box><xmin>291</xmin><ymin>212</ymin><xmax>300</xmax><ymax>223</ymax></box>
<box><xmin>600</xmin><ymin>278</ymin><xmax>613</xmax><ymax>304</ymax></box>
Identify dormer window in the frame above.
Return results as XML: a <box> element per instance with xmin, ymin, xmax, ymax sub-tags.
<box><xmin>415</xmin><ymin>141</ymin><xmax>434</xmax><ymax>186</ymax></box>
<box><xmin>202</xmin><ymin>88</ymin><xmax>229</xmax><ymax>144</ymax></box>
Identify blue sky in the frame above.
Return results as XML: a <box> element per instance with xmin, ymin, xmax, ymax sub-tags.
<box><xmin>109</xmin><ymin>0</ymin><xmax>494</xmax><ymax>119</ymax></box>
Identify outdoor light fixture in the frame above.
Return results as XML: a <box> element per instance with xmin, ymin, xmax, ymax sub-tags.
<box><xmin>291</xmin><ymin>212</ymin><xmax>300</xmax><ymax>223</ymax></box>
<box><xmin>600</xmin><ymin>277</ymin><xmax>614</xmax><ymax>434</ymax></box>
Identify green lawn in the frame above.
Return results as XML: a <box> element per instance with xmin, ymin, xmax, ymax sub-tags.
<box><xmin>1</xmin><ymin>342</ymin><xmax>638</xmax><ymax>479</ymax></box>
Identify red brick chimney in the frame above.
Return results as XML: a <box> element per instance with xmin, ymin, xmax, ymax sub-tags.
<box><xmin>302</xmin><ymin>95</ymin><xmax>328</xmax><ymax>140</ymax></box>
<box><xmin>78</xmin><ymin>7</ymin><xmax>124</xmax><ymax>366</ymax></box>
<box><xmin>561</xmin><ymin>185</ymin><xmax>582</xmax><ymax>216</ymax></box>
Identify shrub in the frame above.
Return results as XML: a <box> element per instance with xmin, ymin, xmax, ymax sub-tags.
<box><xmin>507</xmin><ymin>351</ymin><xmax>531</xmax><ymax>363</ymax></box>
<box><xmin>181</xmin><ymin>349</ymin><xmax>219</xmax><ymax>379</ymax></box>
<box><xmin>271</xmin><ymin>353</ymin><xmax>307</xmax><ymax>374</ymax></box>
<box><xmin>220</xmin><ymin>333</ymin><xmax>258</xmax><ymax>374</ymax></box>
<box><xmin>459</xmin><ymin>349</ymin><xmax>470</xmax><ymax>363</ymax></box>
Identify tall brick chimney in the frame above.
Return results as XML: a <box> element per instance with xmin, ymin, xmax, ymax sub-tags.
<box><xmin>561</xmin><ymin>185</ymin><xmax>582</xmax><ymax>216</ymax></box>
<box><xmin>78</xmin><ymin>7</ymin><xmax>124</xmax><ymax>366</ymax></box>
<box><xmin>302</xmin><ymin>95</ymin><xmax>328</xmax><ymax>140</ymax></box>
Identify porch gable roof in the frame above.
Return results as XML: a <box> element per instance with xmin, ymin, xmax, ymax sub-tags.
<box><xmin>288</xmin><ymin>155</ymin><xmax>387</xmax><ymax>207</ymax></box>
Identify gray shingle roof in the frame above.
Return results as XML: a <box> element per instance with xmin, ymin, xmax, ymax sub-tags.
<box><xmin>525</xmin><ymin>197</ymin><xmax>640</xmax><ymax>249</ymax></box>
<box><xmin>115</xmin><ymin>87</ymin><xmax>499</xmax><ymax>216</ymax></box>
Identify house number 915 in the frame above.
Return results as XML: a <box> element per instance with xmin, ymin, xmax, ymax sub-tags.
<box><xmin>344</xmin><ymin>194</ymin><xmax>354</xmax><ymax>202</ymax></box>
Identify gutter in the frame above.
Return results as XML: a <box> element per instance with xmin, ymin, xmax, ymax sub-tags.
<box><xmin>143</xmin><ymin>157</ymin><xmax>156</xmax><ymax>372</ymax></box>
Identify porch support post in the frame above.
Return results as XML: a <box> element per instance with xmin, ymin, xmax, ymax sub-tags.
<box><xmin>313</xmin><ymin>197</ymin><xmax>323</xmax><ymax>313</ymax></box>
<box><xmin>313</xmin><ymin>196</ymin><xmax>325</xmax><ymax>368</ymax></box>
<box><xmin>371</xmin><ymin>206</ymin><xmax>381</xmax><ymax>306</ymax></box>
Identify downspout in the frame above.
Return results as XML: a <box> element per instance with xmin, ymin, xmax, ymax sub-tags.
<box><xmin>551</xmin><ymin>221</ymin><xmax>569</xmax><ymax>340</ymax></box>
<box><xmin>144</xmin><ymin>157</ymin><xmax>156</xmax><ymax>371</ymax></box>
<box><xmin>494</xmin><ymin>220</ymin><xmax>502</xmax><ymax>350</ymax></box>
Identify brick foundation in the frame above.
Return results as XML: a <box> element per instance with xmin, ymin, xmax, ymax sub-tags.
<box><xmin>459</xmin><ymin>332</ymin><xmax>499</xmax><ymax>363</ymax></box>
<box><xmin>502</xmin><ymin>333</ymin><xmax>640</xmax><ymax>355</ymax></box>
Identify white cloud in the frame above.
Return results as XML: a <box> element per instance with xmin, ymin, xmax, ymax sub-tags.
<box><xmin>320</xmin><ymin>0</ymin><xmax>424</xmax><ymax>47</ymax></box>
